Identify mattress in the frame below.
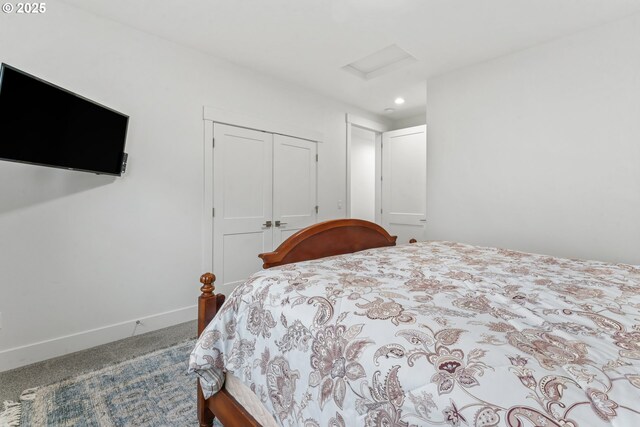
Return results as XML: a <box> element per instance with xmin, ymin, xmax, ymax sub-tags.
<box><xmin>190</xmin><ymin>241</ymin><xmax>640</xmax><ymax>426</ymax></box>
<box><xmin>225</xmin><ymin>373</ymin><xmax>278</xmax><ymax>427</ymax></box>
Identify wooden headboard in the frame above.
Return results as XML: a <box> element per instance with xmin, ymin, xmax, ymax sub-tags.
<box><xmin>258</xmin><ymin>219</ymin><xmax>397</xmax><ymax>269</ymax></box>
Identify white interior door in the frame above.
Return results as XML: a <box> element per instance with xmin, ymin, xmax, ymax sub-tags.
<box><xmin>381</xmin><ymin>125</ymin><xmax>427</xmax><ymax>244</ymax></box>
<box><xmin>273</xmin><ymin>134</ymin><xmax>317</xmax><ymax>246</ymax></box>
<box><xmin>213</xmin><ymin>124</ymin><xmax>273</xmax><ymax>291</ymax></box>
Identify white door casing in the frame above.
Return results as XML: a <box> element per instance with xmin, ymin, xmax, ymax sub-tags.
<box><xmin>213</xmin><ymin>124</ymin><xmax>274</xmax><ymax>291</ymax></box>
<box><xmin>381</xmin><ymin>125</ymin><xmax>427</xmax><ymax>244</ymax></box>
<box><xmin>273</xmin><ymin>134</ymin><xmax>318</xmax><ymax>246</ymax></box>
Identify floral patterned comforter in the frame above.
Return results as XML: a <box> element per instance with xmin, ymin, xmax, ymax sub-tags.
<box><xmin>189</xmin><ymin>241</ymin><xmax>640</xmax><ymax>427</ymax></box>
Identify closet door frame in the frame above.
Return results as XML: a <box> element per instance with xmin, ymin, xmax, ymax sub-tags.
<box><xmin>202</xmin><ymin>106</ymin><xmax>323</xmax><ymax>278</ymax></box>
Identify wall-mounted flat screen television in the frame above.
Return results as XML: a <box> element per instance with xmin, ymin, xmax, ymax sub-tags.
<box><xmin>0</xmin><ymin>64</ymin><xmax>129</xmax><ymax>176</ymax></box>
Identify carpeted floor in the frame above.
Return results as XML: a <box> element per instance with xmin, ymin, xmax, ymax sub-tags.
<box><xmin>0</xmin><ymin>321</ymin><xmax>197</xmax><ymax>405</ymax></box>
<box><xmin>0</xmin><ymin>339</ymin><xmax>221</xmax><ymax>426</ymax></box>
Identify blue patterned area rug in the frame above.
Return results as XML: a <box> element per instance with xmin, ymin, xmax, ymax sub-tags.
<box><xmin>1</xmin><ymin>340</ymin><xmax>222</xmax><ymax>427</ymax></box>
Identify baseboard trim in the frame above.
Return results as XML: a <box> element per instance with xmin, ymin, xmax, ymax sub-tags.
<box><xmin>0</xmin><ymin>305</ymin><xmax>197</xmax><ymax>372</ymax></box>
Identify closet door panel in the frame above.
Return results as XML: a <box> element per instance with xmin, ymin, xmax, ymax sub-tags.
<box><xmin>213</xmin><ymin>124</ymin><xmax>273</xmax><ymax>292</ymax></box>
<box><xmin>222</xmin><ymin>233</ymin><xmax>270</xmax><ymax>284</ymax></box>
<box><xmin>273</xmin><ymin>135</ymin><xmax>317</xmax><ymax>247</ymax></box>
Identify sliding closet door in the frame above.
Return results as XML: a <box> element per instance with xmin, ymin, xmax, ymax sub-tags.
<box><xmin>381</xmin><ymin>125</ymin><xmax>427</xmax><ymax>244</ymax></box>
<box><xmin>273</xmin><ymin>134</ymin><xmax>317</xmax><ymax>246</ymax></box>
<box><xmin>213</xmin><ymin>124</ymin><xmax>273</xmax><ymax>291</ymax></box>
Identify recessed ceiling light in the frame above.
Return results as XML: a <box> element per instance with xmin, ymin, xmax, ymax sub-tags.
<box><xmin>394</xmin><ymin>97</ymin><xmax>405</xmax><ymax>105</ymax></box>
<box><xmin>384</xmin><ymin>108</ymin><xmax>395</xmax><ymax>113</ymax></box>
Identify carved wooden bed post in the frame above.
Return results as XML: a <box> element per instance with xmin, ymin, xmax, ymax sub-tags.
<box><xmin>196</xmin><ymin>273</ymin><xmax>261</xmax><ymax>427</ymax></box>
<box><xmin>197</xmin><ymin>273</ymin><xmax>225</xmax><ymax>427</ymax></box>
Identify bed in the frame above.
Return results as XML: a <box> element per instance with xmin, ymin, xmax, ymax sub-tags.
<box><xmin>189</xmin><ymin>219</ymin><xmax>640</xmax><ymax>426</ymax></box>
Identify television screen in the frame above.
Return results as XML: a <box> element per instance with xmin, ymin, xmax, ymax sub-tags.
<box><xmin>0</xmin><ymin>64</ymin><xmax>129</xmax><ymax>176</ymax></box>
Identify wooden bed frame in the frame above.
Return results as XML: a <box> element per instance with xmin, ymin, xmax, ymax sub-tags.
<box><xmin>196</xmin><ymin>219</ymin><xmax>398</xmax><ymax>427</ymax></box>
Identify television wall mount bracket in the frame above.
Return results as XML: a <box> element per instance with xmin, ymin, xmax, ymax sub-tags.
<box><xmin>121</xmin><ymin>153</ymin><xmax>129</xmax><ymax>174</ymax></box>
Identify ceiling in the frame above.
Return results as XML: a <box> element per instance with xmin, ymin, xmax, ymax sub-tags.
<box><xmin>61</xmin><ymin>0</ymin><xmax>640</xmax><ymax>120</ymax></box>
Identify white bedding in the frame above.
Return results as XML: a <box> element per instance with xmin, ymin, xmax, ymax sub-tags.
<box><xmin>190</xmin><ymin>241</ymin><xmax>640</xmax><ymax>426</ymax></box>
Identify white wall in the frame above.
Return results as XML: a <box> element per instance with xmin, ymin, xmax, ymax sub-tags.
<box><xmin>350</xmin><ymin>127</ymin><xmax>376</xmax><ymax>222</ymax></box>
<box><xmin>427</xmin><ymin>14</ymin><xmax>640</xmax><ymax>265</ymax></box>
<box><xmin>0</xmin><ymin>1</ymin><xmax>390</xmax><ymax>370</ymax></box>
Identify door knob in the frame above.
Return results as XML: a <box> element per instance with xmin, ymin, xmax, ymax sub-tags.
<box><xmin>262</xmin><ymin>221</ymin><xmax>272</xmax><ymax>228</ymax></box>
<box><xmin>275</xmin><ymin>221</ymin><xmax>287</xmax><ymax>227</ymax></box>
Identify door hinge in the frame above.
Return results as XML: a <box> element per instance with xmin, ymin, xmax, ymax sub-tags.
<box><xmin>315</xmin><ymin>154</ymin><xmax>318</xmax><ymax>162</ymax></box>
<box><xmin>212</xmin><ymin>208</ymin><xmax>215</xmax><ymax>217</ymax></box>
<box><xmin>212</xmin><ymin>137</ymin><xmax>215</xmax><ymax>148</ymax></box>
<box><xmin>380</xmin><ymin>208</ymin><xmax>383</xmax><ymax>214</ymax></box>
<box><xmin>315</xmin><ymin>205</ymin><xmax>319</xmax><ymax>214</ymax></box>
<box><xmin>380</xmin><ymin>175</ymin><xmax>383</xmax><ymax>181</ymax></box>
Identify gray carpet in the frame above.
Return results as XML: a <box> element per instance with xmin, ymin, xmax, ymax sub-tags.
<box><xmin>0</xmin><ymin>321</ymin><xmax>197</xmax><ymax>405</ymax></box>
<box><xmin>1</xmin><ymin>339</ymin><xmax>221</xmax><ymax>426</ymax></box>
